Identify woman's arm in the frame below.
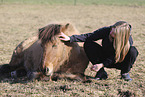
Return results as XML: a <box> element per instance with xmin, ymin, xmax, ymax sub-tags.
<box><xmin>59</xmin><ymin>27</ymin><xmax>110</xmax><ymax>43</ymax></box>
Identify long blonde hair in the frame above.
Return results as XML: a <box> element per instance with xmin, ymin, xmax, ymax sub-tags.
<box><xmin>111</xmin><ymin>21</ymin><xmax>131</xmax><ymax>63</ymax></box>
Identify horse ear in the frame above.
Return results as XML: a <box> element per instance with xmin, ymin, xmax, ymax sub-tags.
<box><xmin>60</xmin><ymin>23</ymin><xmax>69</xmax><ymax>32</ymax></box>
<box><xmin>65</xmin><ymin>23</ymin><xmax>69</xmax><ymax>29</ymax></box>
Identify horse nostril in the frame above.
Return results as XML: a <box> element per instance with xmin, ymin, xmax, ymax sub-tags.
<box><xmin>46</xmin><ymin>68</ymin><xmax>49</xmax><ymax>73</ymax></box>
<box><xmin>43</xmin><ymin>67</ymin><xmax>49</xmax><ymax>75</ymax></box>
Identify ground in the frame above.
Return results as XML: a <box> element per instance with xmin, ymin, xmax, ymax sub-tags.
<box><xmin>0</xmin><ymin>1</ymin><xmax>145</xmax><ymax>96</ymax></box>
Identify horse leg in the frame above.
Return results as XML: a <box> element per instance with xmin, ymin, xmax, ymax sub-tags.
<box><xmin>11</xmin><ymin>66</ymin><xmax>26</xmax><ymax>79</ymax></box>
<box><xmin>24</xmin><ymin>59</ymin><xmax>34</xmax><ymax>80</ymax></box>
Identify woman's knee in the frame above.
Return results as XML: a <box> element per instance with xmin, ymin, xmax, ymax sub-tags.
<box><xmin>83</xmin><ymin>41</ymin><xmax>89</xmax><ymax>49</ymax></box>
<box><xmin>84</xmin><ymin>41</ymin><xmax>94</xmax><ymax>55</ymax></box>
<box><xmin>83</xmin><ymin>41</ymin><xmax>103</xmax><ymax>59</ymax></box>
<box><xmin>84</xmin><ymin>41</ymin><xmax>101</xmax><ymax>50</ymax></box>
<box><xmin>129</xmin><ymin>46</ymin><xmax>139</xmax><ymax>58</ymax></box>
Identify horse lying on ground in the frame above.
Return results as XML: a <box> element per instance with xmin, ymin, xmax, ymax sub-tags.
<box><xmin>1</xmin><ymin>22</ymin><xmax>89</xmax><ymax>81</ymax></box>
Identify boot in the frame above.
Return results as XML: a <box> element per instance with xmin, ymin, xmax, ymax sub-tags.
<box><xmin>121</xmin><ymin>73</ymin><xmax>132</xmax><ymax>81</ymax></box>
<box><xmin>94</xmin><ymin>68</ymin><xmax>108</xmax><ymax>80</ymax></box>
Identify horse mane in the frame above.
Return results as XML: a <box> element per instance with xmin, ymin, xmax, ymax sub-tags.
<box><xmin>38</xmin><ymin>24</ymin><xmax>61</xmax><ymax>45</ymax></box>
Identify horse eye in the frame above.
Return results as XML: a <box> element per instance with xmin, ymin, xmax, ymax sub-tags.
<box><xmin>52</xmin><ymin>44</ymin><xmax>57</xmax><ymax>47</ymax></box>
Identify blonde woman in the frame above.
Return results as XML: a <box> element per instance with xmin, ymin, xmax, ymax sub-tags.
<box><xmin>59</xmin><ymin>21</ymin><xmax>138</xmax><ymax>81</ymax></box>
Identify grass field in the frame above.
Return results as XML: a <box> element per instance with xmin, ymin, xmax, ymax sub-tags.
<box><xmin>0</xmin><ymin>0</ymin><xmax>145</xmax><ymax>96</ymax></box>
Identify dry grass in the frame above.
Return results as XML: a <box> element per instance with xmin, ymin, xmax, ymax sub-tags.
<box><xmin>0</xmin><ymin>3</ymin><xmax>145</xmax><ymax>96</ymax></box>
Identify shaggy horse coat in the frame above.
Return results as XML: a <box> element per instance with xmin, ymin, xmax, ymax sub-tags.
<box><xmin>8</xmin><ymin>36</ymin><xmax>44</xmax><ymax>79</ymax></box>
<box><xmin>9</xmin><ymin>36</ymin><xmax>38</xmax><ymax>70</ymax></box>
<box><xmin>8</xmin><ymin>36</ymin><xmax>42</xmax><ymax>78</ymax></box>
<box><xmin>7</xmin><ymin>22</ymin><xmax>89</xmax><ymax>81</ymax></box>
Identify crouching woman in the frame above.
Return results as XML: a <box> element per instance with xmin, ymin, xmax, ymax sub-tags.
<box><xmin>59</xmin><ymin>21</ymin><xmax>138</xmax><ymax>81</ymax></box>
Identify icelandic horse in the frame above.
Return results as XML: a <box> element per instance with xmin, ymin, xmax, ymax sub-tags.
<box><xmin>1</xmin><ymin>22</ymin><xmax>89</xmax><ymax>81</ymax></box>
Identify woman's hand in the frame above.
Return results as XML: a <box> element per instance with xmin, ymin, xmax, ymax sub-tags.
<box><xmin>90</xmin><ymin>63</ymin><xmax>104</xmax><ymax>72</ymax></box>
<box><xmin>59</xmin><ymin>32</ymin><xmax>70</xmax><ymax>41</ymax></box>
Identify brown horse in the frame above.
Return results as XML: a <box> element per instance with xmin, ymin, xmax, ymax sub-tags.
<box><xmin>3</xmin><ymin>22</ymin><xmax>89</xmax><ymax>81</ymax></box>
<box><xmin>38</xmin><ymin>23</ymin><xmax>89</xmax><ymax>81</ymax></box>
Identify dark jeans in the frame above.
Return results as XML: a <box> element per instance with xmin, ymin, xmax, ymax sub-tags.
<box><xmin>84</xmin><ymin>41</ymin><xmax>138</xmax><ymax>74</ymax></box>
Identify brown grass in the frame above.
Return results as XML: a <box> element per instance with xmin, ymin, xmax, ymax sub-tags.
<box><xmin>0</xmin><ymin>4</ymin><xmax>145</xmax><ymax>96</ymax></box>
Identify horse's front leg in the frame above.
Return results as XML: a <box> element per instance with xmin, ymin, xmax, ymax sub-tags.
<box><xmin>11</xmin><ymin>66</ymin><xmax>26</xmax><ymax>79</ymax></box>
<box><xmin>24</xmin><ymin>60</ymin><xmax>37</xmax><ymax>80</ymax></box>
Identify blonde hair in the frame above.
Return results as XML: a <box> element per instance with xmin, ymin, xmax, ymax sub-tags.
<box><xmin>111</xmin><ymin>21</ymin><xmax>131</xmax><ymax>63</ymax></box>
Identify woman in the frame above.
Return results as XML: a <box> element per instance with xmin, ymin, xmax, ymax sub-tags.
<box><xmin>59</xmin><ymin>21</ymin><xmax>138</xmax><ymax>81</ymax></box>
